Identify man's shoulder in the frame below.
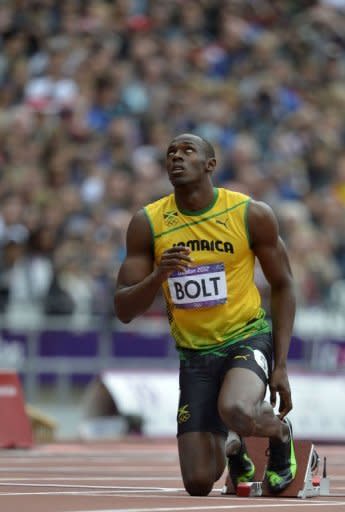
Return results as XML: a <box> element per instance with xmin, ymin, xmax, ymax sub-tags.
<box><xmin>218</xmin><ymin>187</ymin><xmax>251</xmax><ymax>205</ymax></box>
<box><xmin>144</xmin><ymin>193</ymin><xmax>181</xmax><ymax>233</ymax></box>
<box><xmin>144</xmin><ymin>192</ymin><xmax>174</xmax><ymax>212</ymax></box>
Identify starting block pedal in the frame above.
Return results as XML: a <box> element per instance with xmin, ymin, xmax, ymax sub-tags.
<box><xmin>221</xmin><ymin>438</ymin><xmax>330</xmax><ymax>499</ymax></box>
<box><xmin>318</xmin><ymin>456</ymin><xmax>330</xmax><ymax>497</ymax></box>
<box><xmin>236</xmin><ymin>482</ymin><xmax>263</xmax><ymax>497</ymax></box>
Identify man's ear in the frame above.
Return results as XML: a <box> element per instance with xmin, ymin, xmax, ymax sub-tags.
<box><xmin>206</xmin><ymin>157</ymin><xmax>217</xmax><ymax>173</ymax></box>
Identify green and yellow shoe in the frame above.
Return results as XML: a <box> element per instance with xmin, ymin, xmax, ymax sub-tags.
<box><xmin>265</xmin><ymin>417</ymin><xmax>297</xmax><ymax>493</ymax></box>
<box><xmin>227</xmin><ymin>438</ymin><xmax>255</xmax><ymax>489</ymax></box>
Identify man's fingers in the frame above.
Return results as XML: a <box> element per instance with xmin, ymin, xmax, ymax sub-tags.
<box><xmin>159</xmin><ymin>247</ymin><xmax>194</xmax><ymax>277</ymax></box>
<box><xmin>278</xmin><ymin>391</ymin><xmax>292</xmax><ymax>419</ymax></box>
<box><xmin>163</xmin><ymin>248</ymin><xmax>193</xmax><ymax>264</ymax></box>
<box><xmin>166</xmin><ymin>246</ymin><xmax>191</xmax><ymax>256</ymax></box>
<box><xmin>164</xmin><ymin>257</ymin><xmax>190</xmax><ymax>266</ymax></box>
<box><xmin>270</xmin><ymin>388</ymin><xmax>277</xmax><ymax>408</ymax></box>
<box><xmin>278</xmin><ymin>402</ymin><xmax>288</xmax><ymax>419</ymax></box>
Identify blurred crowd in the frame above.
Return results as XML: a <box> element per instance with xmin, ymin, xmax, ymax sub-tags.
<box><xmin>0</xmin><ymin>0</ymin><xmax>344</xmax><ymax>322</ymax></box>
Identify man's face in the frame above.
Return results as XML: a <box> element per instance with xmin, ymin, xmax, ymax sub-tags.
<box><xmin>166</xmin><ymin>135</ymin><xmax>213</xmax><ymax>186</ymax></box>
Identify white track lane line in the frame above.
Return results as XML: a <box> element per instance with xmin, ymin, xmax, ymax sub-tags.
<box><xmin>0</xmin><ymin>483</ymin><xmax>184</xmax><ymax>491</ymax></box>
<box><xmin>0</xmin><ymin>466</ymin><xmax>177</xmax><ymax>473</ymax></box>
<box><xmin>67</xmin><ymin>502</ymin><xmax>345</xmax><ymax>512</ymax></box>
<box><xmin>0</xmin><ymin>482</ymin><xmax>344</xmax><ymax>496</ymax></box>
<box><xmin>0</xmin><ymin>476</ymin><xmax>181</xmax><ymax>481</ymax></box>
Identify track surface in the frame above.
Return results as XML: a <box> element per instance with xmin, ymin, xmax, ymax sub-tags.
<box><xmin>0</xmin><ymin>439</ymin><xmax>344</xmax><ymax>512</ymax></box>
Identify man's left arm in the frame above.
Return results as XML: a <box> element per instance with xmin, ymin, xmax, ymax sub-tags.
<box><xmin>248</xmin><ymin>200</ymin><xmax>296</xmax><ymax>419</ymax></box>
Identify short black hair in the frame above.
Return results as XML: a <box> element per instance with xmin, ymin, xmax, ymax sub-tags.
<box><xmin>199</xmin><ymin>136</ymin><xmax>215</xmax><ymax>159</ymax></box>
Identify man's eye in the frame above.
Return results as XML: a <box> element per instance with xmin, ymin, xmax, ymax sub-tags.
<box><xmin>185</xmin><ymin>148</ymin><xmax>193</xmax><ymax>153</ymax></box>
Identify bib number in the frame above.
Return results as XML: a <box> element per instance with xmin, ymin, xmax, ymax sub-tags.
<box><xmin>168</xmin><ymin>263</ymin><xmax>227</xmax><ymax>309</ymax></box>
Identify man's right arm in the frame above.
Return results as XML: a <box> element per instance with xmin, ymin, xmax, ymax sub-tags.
<box><xmin>114</xmin><ymin>210</ymin><xmax>192</xmax><ymax>323</ymax></box>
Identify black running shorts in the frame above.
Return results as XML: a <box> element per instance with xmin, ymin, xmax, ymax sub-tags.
<box><xmin>177</xmin><ymin>333</ymin><xmax>273</xmax><ymax>437</ymax></box>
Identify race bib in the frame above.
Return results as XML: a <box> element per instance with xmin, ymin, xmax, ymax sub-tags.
<box><xmin>168</xmin><ymin>263</ymin><xmax>227</xmax><ymax>309</ymax></box>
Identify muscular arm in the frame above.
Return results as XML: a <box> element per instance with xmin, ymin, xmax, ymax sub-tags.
<box><xmin>248</xmin><ymin>200</ymin><xmax>296</xmax><ymax>417</ymax></box>
<box><xmin>114</xmin><ymin>210</ymin><xmax>192</xmax><ymax>323</ymax></box>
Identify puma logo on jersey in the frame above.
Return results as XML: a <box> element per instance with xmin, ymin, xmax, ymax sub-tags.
<box><xmin>216</xmin><ymin>218</ymin><xmax>229</xmax><ymax>228</ymax></box>
<box><xmin>234</xmin><ymin>354</ymin><xmax>250</xmax><ymax>361</ymax></box>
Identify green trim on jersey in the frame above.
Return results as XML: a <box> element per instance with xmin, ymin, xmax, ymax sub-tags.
<box><xmin>143</xmin><ymin>208</ymin><xmax>155</xmax><ymax>256</ymax></box>
<box><xmin>178</xmin><ymin>313</ymin><xmax>271</xmax><ymax>359</ymax></box>
<box><xmin>178</xmin><ymin>188</ymin><xmax>219</xmax><ymax>216</ymax></box>
<box><xmin>244</xmin><ymin>200</ymin><xmax>252</xmax><ymax>248</ymax></box>
<box><xmin>153</xmin><ymin>199</ymin><xmax>249</xmax><ymax>240</ymax></box>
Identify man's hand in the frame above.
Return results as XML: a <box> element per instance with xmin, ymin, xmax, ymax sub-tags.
<box><xmin>269</xmin><ymin>365</ymin><xmax>292</xmax><ymax>419</ymax></box>
<box><xmin>156</xmin><ymin>247</ymin><xmax>192</xmax><ymax>280</ymax></box>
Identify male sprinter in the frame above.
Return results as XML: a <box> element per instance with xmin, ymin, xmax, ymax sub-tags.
<box><xmin>114</xmin><ymin>133</ymin><xmax>297</xmax><ymax>496</ymax></box>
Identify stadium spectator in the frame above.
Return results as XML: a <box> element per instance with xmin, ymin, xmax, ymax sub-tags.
<box><xmin>0</xmin><ymin>0</ymin><xmax>344</xmax><ymax>320</ymax></box>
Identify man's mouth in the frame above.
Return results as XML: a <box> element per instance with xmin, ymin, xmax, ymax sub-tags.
<box><xmin>170</xmin><ymin>166</ymin><xmax>184</xmax><ymax>175</ymax></box>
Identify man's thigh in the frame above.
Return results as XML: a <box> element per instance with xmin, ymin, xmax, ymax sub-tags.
<box><xmin>217</xmin><ymin>335</ymin><xmax>273</xmax><ymax>415</ymax></box>
<box><xmin>219</xmin><ymin>366</ymin><xmax>267</xmax><ymax>412</ymax></box>
<box><xmin>177</xmin><ymin>356</ymin><xmax>227</xmax><ymax>437</ymax></box>
<box><xmin>221</xmin><ymin>333</ymin><xmax>273</xmax><ymax>386</ymax></box>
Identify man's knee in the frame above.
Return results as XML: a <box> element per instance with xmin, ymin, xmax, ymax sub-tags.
<box><xmin>183</xmin><ymin>470</ymin><xmax>214</xmax><ymax>496</ymax></box>
<box><xmin>219</xmin><ymin>400</ymin><xmax>255</xmax><ymax>436</ymax></box>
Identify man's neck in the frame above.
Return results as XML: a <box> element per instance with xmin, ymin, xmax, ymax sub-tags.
<box><xmin>174</xmin><ymin>185</ymin><xmax>216</xmax><ymax>213</ymax></box>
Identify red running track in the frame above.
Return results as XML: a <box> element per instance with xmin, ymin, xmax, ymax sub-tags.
<box><xmin>0</xmin><ymin>438</ymin><xmax>344</xmax><ymax>512</ymax></box>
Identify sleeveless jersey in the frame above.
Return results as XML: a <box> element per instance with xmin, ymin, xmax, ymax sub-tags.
<box><xmin>144</xmin><ymin>187</ymin><xmax>269</xmax><ymax>351</ymax></box>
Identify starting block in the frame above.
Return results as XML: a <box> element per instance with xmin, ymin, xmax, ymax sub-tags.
<box><xmin>221</xmin><ymin>437</ymin><xmax>330</xmax><ymax>499</ymax></box>
<box><xmin>0</xmin><ymin>371</ymin><xmax>33</xmax><ymax>448</ymax></box>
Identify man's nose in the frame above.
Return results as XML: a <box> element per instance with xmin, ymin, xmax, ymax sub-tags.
<box><xmin>173</xmin><ymin>150</ymin><xmax>183</xmax><ymax>159</ymax></box>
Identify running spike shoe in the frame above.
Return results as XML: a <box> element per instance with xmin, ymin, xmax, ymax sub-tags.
<box><xmin>227</xmin><ymin>438</ymin><xmax>255</xmax><ymax>489</ymax></box>
<box><xmin>265</xmin><ymin>417</ymin><xmax>297</xmax><ymax>493</ymax></box>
